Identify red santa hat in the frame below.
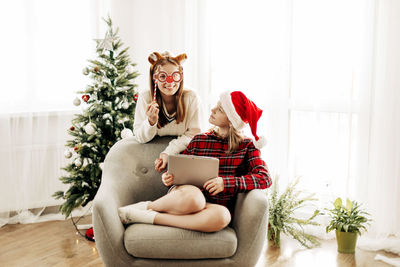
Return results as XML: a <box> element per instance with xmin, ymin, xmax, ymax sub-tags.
<box><xmin>219</xmin><ymin>91</ymin><xmax>267</xmax><ymax>149</ymax></box>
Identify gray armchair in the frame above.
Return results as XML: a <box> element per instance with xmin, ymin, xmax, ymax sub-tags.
<box><xmin>93</xmin><ymin>136</ymin><xmax>268</xmax><ymax>267</ymax></box>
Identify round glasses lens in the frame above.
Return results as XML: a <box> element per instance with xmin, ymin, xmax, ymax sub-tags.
<box><xmin>158</xmin><ymin>73</ymin><xmax>167</xmax><ymax>82</ymax></box>
<box><xmin>172</xmin><ymin>72</ymin><xmax>182</xmax><ymax>82</ymax></box>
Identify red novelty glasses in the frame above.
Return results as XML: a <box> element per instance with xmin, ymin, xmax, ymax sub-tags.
<box><xmin>154</xmin><ymin>71</ymin><xmax>182</xmax><ymax>83</ymax></box>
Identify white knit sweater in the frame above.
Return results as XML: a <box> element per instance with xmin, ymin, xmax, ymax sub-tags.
<box><xmin>133</xmin><ymin>89</ymin><xmax>202</xmax><ymax>155</ymax></box>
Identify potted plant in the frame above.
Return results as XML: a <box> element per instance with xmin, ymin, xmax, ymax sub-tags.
<box><xmin>267</xmin><ymin>177</ymin><xmax>321</xmax><ymax>249</ymax></box>
<box><xmin>326</xmin><ymin>197</ymin><xmax>371</xmax><ymax>254</ymax></box>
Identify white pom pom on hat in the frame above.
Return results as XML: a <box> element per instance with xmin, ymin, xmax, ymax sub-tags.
<box><xmin>219</xmin><ymin>91</ymin><xmax>267</xmax><ymax>149</ymax></box>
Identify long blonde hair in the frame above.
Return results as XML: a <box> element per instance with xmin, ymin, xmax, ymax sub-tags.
<box><xmin>149</xmin><ymin>58</ymin><xmax>185</xmax><ymax>128</ymax></box>
<box><xmin>212</xmin><ymin>125</ymin><xmax>244</xmax><ymax>153</ymax></box>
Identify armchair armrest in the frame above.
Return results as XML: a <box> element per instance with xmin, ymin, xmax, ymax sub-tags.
<box><xmin>93</xmin><ymin>160</ymin><xmax>136</xmax><ymax>267</ymax></box>
<box><xmin>231</xmin><ymin>189</ymin><xmax>268</xmax><ymax>266</ymax></box>
<box><xmin>93</xmin><ymin>136</ymin><xmax>173</xmax><ymax>267</ymax></box>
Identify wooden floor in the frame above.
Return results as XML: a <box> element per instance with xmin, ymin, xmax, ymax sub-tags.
<box><xmin>0</xmin><ymin>216</ymin><xmax>397</xmax><ymax>267</ymax></box>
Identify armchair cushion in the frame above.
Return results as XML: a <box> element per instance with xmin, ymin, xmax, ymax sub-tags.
<box><xmin>124</xmin><ymin>224</ymin><xmax>237</xmax><ymax>259</ymax></box>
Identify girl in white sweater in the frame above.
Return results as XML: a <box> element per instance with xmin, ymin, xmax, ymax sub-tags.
<box><xmin>133</xmin><ymin>51</ymin><xmax>202</xmax><ymax>172</ymax></box>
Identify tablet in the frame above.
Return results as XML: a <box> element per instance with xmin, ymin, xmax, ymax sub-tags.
<box><xmin>168</xmin><ymin>154</ymin><xmax>219</xmax><ymax>187</ymax></box>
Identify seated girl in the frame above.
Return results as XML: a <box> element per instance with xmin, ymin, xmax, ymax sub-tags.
<box><xmin>119</xmin><ymin>91</ymin><xmax>272</xmax><ymax>232</ymax></box>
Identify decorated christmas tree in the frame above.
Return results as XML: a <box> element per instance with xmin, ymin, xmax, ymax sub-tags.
<box><xmin>53</xmin><ymin>17</ymin><xmax>139</xmax><ymax>217</ymax></box>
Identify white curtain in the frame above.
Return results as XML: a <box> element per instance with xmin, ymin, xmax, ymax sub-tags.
<box><xmin>108</xmin><ymin>0</ymin><xmax>400</xmax><ymax>241</ymax></box>
<box><xmin>0</xmin><ymin>0</ymin><xmax>111</xmax><ymax>227</ymax></box>
<box><xmin>200</xmin><ymin>0</ymin><xmax>400</xmax><ymax>253</ymax></box>
<box><xmin>1</xmin><ymin>0</ymin><xmax>399</xmax><ymax>251</ymax></box>
<box><xmin>356</xmin><ymin>0</ymin><xmax>400</xmax><ymax>239</ymax></box>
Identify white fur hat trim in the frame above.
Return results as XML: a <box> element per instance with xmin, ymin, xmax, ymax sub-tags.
<box><xmin>219</xmin><ymin>91</ymin><xmax>246</xmax><ymax>130</ymax></box>
<box><xmin>254</xmin><ymin>135</ymin><xmax>267</xmax><ymax>149</ymax></box>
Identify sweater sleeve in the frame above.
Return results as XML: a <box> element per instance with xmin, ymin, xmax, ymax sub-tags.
<box><xmin>133</xmin><ymin>91</ymin><xmax>158</xmax><ymax>143</ymax></box>
<box><xmin>162</xmin><ymin>92</ymin><xmax>202</xmax><ymax>155</ymax></box>
<box><xmin>222</xmin><ymin>142</ymin><xmax>272</xmax><ymax>193</ymax></box>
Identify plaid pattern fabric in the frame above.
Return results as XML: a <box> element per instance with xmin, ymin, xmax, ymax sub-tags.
<box><xmin>181</xmin><ymin>131</ymin><xmax>272</xmax><ymax>213</ymax></box>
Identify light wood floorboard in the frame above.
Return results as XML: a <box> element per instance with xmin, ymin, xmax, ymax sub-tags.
<box><xmin>0</xmin><ymin>216</ymin><xmax>397</xmax><ymax>267</ymax></box>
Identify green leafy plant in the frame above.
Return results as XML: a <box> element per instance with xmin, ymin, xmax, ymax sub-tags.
<box><xmin>267</xmin><ymin>176</ymin><xmax>321</xmax><ymax>249</ymax></box>
<box><xmin>326</xmin><ymin>197</ymin><xmax>371</xmax><ymax>235</ymax></box>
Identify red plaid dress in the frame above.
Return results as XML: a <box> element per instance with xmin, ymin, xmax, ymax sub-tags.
<box><xmin>181</xmin><ymin>131</ymin><xmax>272</xmax><ymax>214</ymax></box>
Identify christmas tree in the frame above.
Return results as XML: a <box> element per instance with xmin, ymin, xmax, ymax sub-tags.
<box><xmin>53</xmin><ymin>17</ymin><xmax>139</xmax><ymax>217</ymax></box>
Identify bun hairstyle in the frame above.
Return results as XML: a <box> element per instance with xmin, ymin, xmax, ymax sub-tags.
<box><xmin>148</xmin><ymin>51</ymin><xmax>187</xmax><ymax>128</ymax></box>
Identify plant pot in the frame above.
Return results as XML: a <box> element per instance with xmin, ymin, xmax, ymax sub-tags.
<box><xmin>335</xmin><ymin>230</ymin><xmax>358</xmax><ymax>254</ymax></box>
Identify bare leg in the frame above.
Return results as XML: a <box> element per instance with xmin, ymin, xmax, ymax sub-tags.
<box><xmin>148</xmin><ymin>185</ymin><xmax>206</xmax><ymax>215</ymax></box>
<box><xmin>153</xmin><ymin>203</ymin><xmax>231</xmax><ymax>232</ymax></box>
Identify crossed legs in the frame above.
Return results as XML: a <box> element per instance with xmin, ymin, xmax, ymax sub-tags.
<box><xmin>119</xmin><ymin>185</ymin><xmax>231</xmax><ymax>233</ymax></box>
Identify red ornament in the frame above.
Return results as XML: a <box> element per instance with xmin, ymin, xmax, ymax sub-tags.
<box><xmin>82</xmin><ymin>95</ymin><xmax>90</xmax><ymax>102</ymax></box>
<box><xmin>70</xmin><ymin>126</ymin><xmax>75</xmax><ymax>131</ymax></box>
<box><xmin>94</xmin><ymin>66</ymin><xmax>100</xmax><ymax>72</ymax></box>
<box><xmin>74</xmin><ymin>146</ymin><xmax>78</xmax><ymax>151</ymax></box>
<box><xmin>134</xmin><ymin>94</ymin><xmax>138</xmax><ymax>102</ymax></box>
<box><xmin>85</xmin><ymin>227</ymin><xmax>95</xmax><ymax>242</ymax></box>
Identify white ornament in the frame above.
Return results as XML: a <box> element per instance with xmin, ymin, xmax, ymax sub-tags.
<box><xmin>84</xmin><ymin>123</ymin><xmax>96</xmax><ymax>135</ymax></box>
<box><xmin>74</xmin><ymin>158</ymin><xmax>82</xmax><ymax>167</ymax></box>
<box><xmin>102</xmin><ymin>113</ymin><xmax>112</xmax><ymax>121</ymax></box>
<box><xmin>121</xmin><ymin>128</ymin><xmax>133</xmax><ymax>139</ymax></box>
<box><xmin>73</xmin><ymin>97</ymin><xmax>81</xmax><ymax>106</ymax></box>
<box><xmin>64</xmin><ymin>150</ymin><xmax>72</xmax><ymax>158</ymax></box>
<box><xmin>126</xmin><ymin>65</ymin><xmax>134</xmax><ymax>74</ymax></box>
<box><xmin>122</xmin><ymin>102</ymin><xmax>130</xmax><ymax>109</ymax></box>
<box><xmin>82</xmin><ymin>67</ymin><xmax>89</xmax><ymax>75</ymax></box>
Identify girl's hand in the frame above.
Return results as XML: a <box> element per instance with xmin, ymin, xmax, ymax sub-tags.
<box><xmin>154</xmin><ymin>153</ymin><xmax>168</xmax><ymax>172</ymax></box>
<box><xmin>162</xmin><ymin>171</ymin><xmax>174</xmax><ymax>187</ymax></box>
<box><xmin>203</xmin><ymin>177</ymin><xmax>224</xmax><ymax>196</ymax></box>
<box><xmin>146</xmin><ymin>101</ymin><xmax>159</xmax><ymax>126</ymax></box>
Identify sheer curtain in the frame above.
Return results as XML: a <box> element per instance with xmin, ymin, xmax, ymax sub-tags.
<box><xmin>0</xmin><ymin>0</ymin><xmax>111</xmax><ymax>227</ymax></box>
<box><xmin>200</xmin><ymin>0</ymin><xmax>400</xmax><ymax>244</ymax></box>
<box><xmin>1</xmin><ymin>0</ymin><xmax>399</xmax><ymax>248</ymax></box>
<box><xmin>356</xmin><ymin>0</ymin><xmax>400</xmax><ymax>241</ymax></box>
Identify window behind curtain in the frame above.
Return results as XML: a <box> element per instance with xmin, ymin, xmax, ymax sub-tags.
<box><xmin>207</xmin><ymin>0</ymin><xmax>371</xmax><ymax>204</ymax></box>
<box><xmin>0</xmin><ymin>0</ymin><xmax>97</xmax><ymax>113</ymax></box>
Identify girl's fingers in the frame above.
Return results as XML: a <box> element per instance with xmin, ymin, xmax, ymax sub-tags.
<box><xmin>211</xmin><ymin>188</ymin><xmax>222</xmax><ymax>196</ymax></box>
<box><xmin>163</xmin><ymin>174</ymin><xmax>173</xmax><ymax>181</ymax></box>
<box><xmin>203</xmin><ymin>179</ymin><xmax>213</xmax><ymax>188</ymax></box>
<box><xmin>155</xmin><ymin>161</ymin><xmax>162</xmax><ymax>170</ymax></box>
<box><xmin>159</xmin><ymin>160</ymin><xmax>167</xmax><ymax>171</ymax></box>
<box><xmin>206</xmin><ymin>183</ymin><xmax>216</xmax><ymax>192</ymax></box>
<box><xmin>150</xmin><ymin>107</ymin><xmax>159</xmax><ymax>116</ymax></box>
<box><xmin>204</xmin><ymin>182</ymin><xmax>211</xmax><ymax>190</ymax></box>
